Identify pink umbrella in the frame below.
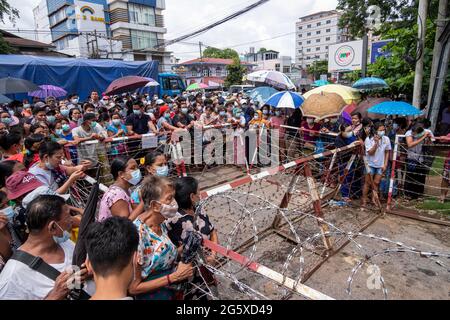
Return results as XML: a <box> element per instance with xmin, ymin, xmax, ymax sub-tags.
<box><xmin>353</xmin><ymin>97</ymin><xmax>391</xmax><ymax>119</ymax></box>
<box><xmin>28</xmin><ymin>85</ymin><xmax>67</xmax><ymax>98</ymax></box>
<box><xmin>104</xmin><ymin>76</ymin><xmax>155</xmax><ymax>95</ymax></box>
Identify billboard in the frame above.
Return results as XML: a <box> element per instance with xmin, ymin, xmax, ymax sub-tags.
<box><xmin>370</xmin><ymin>40</ymin><xmax>393</xmax><ymax>64</ymax></box>
<box><xmin>328</xmin><ymin>40</ymin><xmax>363</xmax><ymax>72</ymax></box>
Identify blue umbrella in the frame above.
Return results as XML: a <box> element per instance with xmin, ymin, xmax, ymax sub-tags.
<box><xmin>312</xmin><ymin>79</ymin><xmax>330</xmax><ymax>87</ymax></box>
<box><xmin>249</xmin><ymin>86</ymin><xmax>278</xmax><ymax>105</ymax></box>
<box><xmin>266</xmin><ymin>91</ymin><xmax>305</xmax><ymax>109</ymax></box>
<box><xmin>368</xmin><ymin>101</ymin><xmax>422</xmax><ymax>116</ymax></box>
<box><xmin>0</xmin><ymin>94</ymin><xmax>12</xmax><ymax>104</ymax></box>
<box><xmin>353</xmin><ymin>77</ymin><xmax>388</xmax><ymax>90</ymax></box>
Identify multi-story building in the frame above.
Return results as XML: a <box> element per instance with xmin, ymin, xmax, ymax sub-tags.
<box><xmin>295</xmin><ymin>10</ymin><xmax>349</xmax><ymax>69</ymax></box>
<box><xmin>32</xmin><ymin>0</ymin><xmax>171</xmax><ymax>72</ymax></box>
<box><xmin>177</xmin><ymin>58</ymin><xmax>255</xmax><ymax>88</ymax></box>
<box><xmin>242</xmin><ymin>48</ymin><xmax>292</xmax><ymax>73</ymax></box>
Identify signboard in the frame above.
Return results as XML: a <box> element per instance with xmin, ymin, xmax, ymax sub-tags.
<box><xmin>370</xmin><ymin>40</ymin><xmax>393</xmax><ymax>64</ymax></box>
<box><xmin>74</xmin><ymin>1</ymin><xmax>107</xmax><ymax>34</ymax></box>
<box><xmin>328</xmin><ymin>40</ymin><xmax>363</xmax><ymax>72</ymax></box>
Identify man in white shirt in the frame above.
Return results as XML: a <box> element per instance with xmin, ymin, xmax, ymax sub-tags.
<box><xmin>362</xmin><ymin>123</ymin><xmax>392</xmax><ymax>207</ymax></box>
<box><xmin>72</xmin><ymin>113</ymin><xmax>107</xmax><ymax>166</ymax></box>
<box><xmin>0</xmin><ymin>195</ymin><xmax>90</xmax><ymax>300</ymax></box>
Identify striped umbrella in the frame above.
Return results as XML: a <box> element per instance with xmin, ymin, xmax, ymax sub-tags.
<box><xmin>265</xmin><ymin>91</ymin><xmax>305</xmax><ymax>109</ymax></box>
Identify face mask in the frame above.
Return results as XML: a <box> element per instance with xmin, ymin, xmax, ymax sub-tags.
<box><xmin>127</xmin><ymin>169</ymin><xmax>142</xmax><ymax>186</ymax></box>
<box><xmin>1</xmin><ymin>117</ymin><xmax>12</xmax><ymax>125</ymax></box>
<box><xmin>23</xmin><ymin>104</ymin><xmax>31</xmax><ymax>108</ymax></box>
<box><xmin>60</xmin><ymin>109</ymin><xmax>69</xmax><ymax>117</ymax></box>
<box><xmin>123</xmin><ymin>99</ymin><xmax>128</xmax><ymax>104</ymax></box>
<box><xmin>47</xmin><ymin>116</ymin><xmax>56</xmax><ymax>123</ymax></box>
<box><xmin>158</xmin><ymin>199</ymin><xmax>178</xmax><ymax>219</ymax></box>
<box><xmin>90</xmin><ymin>121</ymin><xmax>97</xmax><ymax>129</ymax></box>
<box><xmin>330</xmin><ymin>118</ymin><xmax>338</xmax><ymax>124</ymax></box>
<box><xmin>197</xmin><ymin>107</ymin><xmax>203</xmax><ymax>112</ymax></box>
<box><xmin>53</xmin><ymin>222</ymin><xmax>71</xmax><ymax>244</ymax></box>
<box><xmin>219</xmin><ymin>111</ymin><xmax>226</xmax><ymax>117</ymax></box>
<box><xmin>8</xmin><ymin>110</ymin><xmax>14</xmax><ymax>116</ymax></box>
<box><xmin>235</xmin><ymin>113</ymin><xmax>241</xmax><ymax>118</ymax></box>
<box><xmin>181</xmin><ymin>108</ymin><xmax>188</xmax><ymax>114</ymax></box>
<box><xmin>254</xmin><ymin>115</ymin><xmax>259</xmax><ymax>120</ymax></box>
<box><xmin>133</xmin><ymin>110</ymin><xmax>141</xmax><ymax>116</ymax></box>
<box><xmin>415</xmin><ymin>132</ymin><xmax>425</xmax><ymax>139</ymax></box>
<box><xmin>155</xmin><ymin>165</ymin><xmax>169</xmax><ymax>177</ymax></box>
<box><xmin>393</xmin><ymin>123</ymin><xmax>399</xmax><ymax>130</ymax></box>
<box><xmin>56</xmin><ymin>129</ymin><xmax>63</xmax><ymax>136</ymax></box>
<box><xmin>307</xmin><ymin>118</ymin><xmax>314</xmax><ymax>125</ymax></box>
<box><xmin>45</xmin><ymin>161</ymin><xmax>55</xmax><ymax>170</ymax></box>
<box><xmin>71</xmin><ymin>99</ymin><xmax>79</xmax><ymax>104</ymax></box>
<box><xmin>275</xmin><ymin>111</ymin><xmax>281</xmax><ymax>117</ymax></box>
<box><xmin>112</xmin><ymin>119</ymin><xmax>121</xmax><ymax>126</ymax></box>
<box><xmin>262</xmin><ymin>110</ymin><xmax>269</xmax><ymax>115</ymax></box>
<box><xmin>1</xmin><ymin>206</ymin><xmax>15</xmax><ymax>221</ymax></box>
<box><xmin>62</xmin><ymin>124</ymin><xmax>70</xmax><ymax>132</ymax></box>
<box><xmin>343</xmin><ymin>131</ymin><xmax>353</xmax><ymax>138</ymax></box>
<box><xmin>377</xmin><ymin>131</ymin><xmax>385</xmax><ymax>137</ymax></box>
<box><xmin>164</xmin><ymin>113</ymin><xmax>171</xmax><ymax>120</ymax></box>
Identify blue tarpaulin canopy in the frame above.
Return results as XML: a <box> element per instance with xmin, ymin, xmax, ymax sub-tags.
<box><xmin>0</xmin><ymin>55</ymin><xmax>159</xmax><ymax>101</ymax></box>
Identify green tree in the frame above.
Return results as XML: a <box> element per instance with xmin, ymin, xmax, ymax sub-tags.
<box><xmin>0</xmin><ymin>0</ymin><xmax>19</xmax><ymax>54</ymax></box>
<box><xmin>257</xmin><ymin>48</ymin><xmax>267</xmax><ymax>53</ymax></box>
<box><xmin>224</xmin><ymin>58</ymin><xmax>246</xmax><ymax>88</ymax></box>
<box><xmin>203</xmin><ymin>47</ymin><xmax>239</xmax><ymax>60</ymax></box>
<box><xmin>306</xmin><ymin>60</ymin><xmax>329</xmax><ymax>80</ymax></box>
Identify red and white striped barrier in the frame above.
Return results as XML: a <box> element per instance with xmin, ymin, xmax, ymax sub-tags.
<box><xmin>387</xmin><ymin>135</ymin><xmax>400</xmax><ymax>211</ymax></box>
<box><xmin>202</xmin><ymin>239</ymin><xmax>334</xmax><ymax>300</ymax></box>
<box><xmin>200</xmin><ymin>141</ymin><xmax>361</xmax><ymax>199</ymax></box>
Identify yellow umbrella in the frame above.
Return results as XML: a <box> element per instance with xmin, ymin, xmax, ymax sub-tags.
<box><xmin>303</xmin><ymin>84</ymin><xmax>361</xmax><ymax>105</ymax></box>
<box><xmin>301</xmin><ymin>92</ymin><xmax>347</xmax><ymax>120</ymax></box>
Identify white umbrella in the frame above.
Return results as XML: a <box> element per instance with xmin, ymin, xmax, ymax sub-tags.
<box><xmin>246</xmin><ymin>70</ymin><xmax>296</xmax><ymax>90</ymax></box>
<box><xmin>144</xmin><ymin>79</ymin><xmax>160</xmax><ymax>87</ymax></box>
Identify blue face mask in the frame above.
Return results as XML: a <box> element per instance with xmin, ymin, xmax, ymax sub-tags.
<box><xmin>62</xmin><ymin>124</ymin><xmax>70</xmax><ymax>132</ymax></box>
<box><xmin>133</xmin><ymin>110</ymin><xmax>142</xmax><ymax>116</ymax></box>
<box><xmin>60</xmin><ymin>109</ymin><xmax>70</xmax><ymax>117</ymax></box>
<box><xmin>112</xmin><ymin>119</ymin><xmax>121</xmax><ymax>126</ymax></box>
<box><xmin>47</xmin><ymin>116</ymin><xmax>56</xmax><ymax>123</ymax></box>
<box><xmin>164</xmin><ymin>113</ymin><xmax>171</xmax><ymax>120</ymax></box>
<box><xmin>45</xmin><ymin>161</ymin><xmax>55</xmax><ymax>170</ymax></box>
<box><xmin>56</xmin><ymin>129</ymin><xmax>63</xmax><ymax>136</ymax></box>
<box><xmin>156</xmin><ymin>165</ymin><xmax>169</xmax><ymax>177</ymax></box>
<box><xmin>53</xmin><ymin>222</ymin><xmax>71</xmax><ymax>244</ymax></box>
<box><xmin>1</xmin><ymin>206</ymin><xmax>15</xmax><ymax>221</ymax></box>
<box><xmin>127</xmin><ymin>169</ymin><xmax>142</xmax><ymax>186</ymax></box>
<box><xmin>1</xmin><ymin>117</ymin><xmax>12</xmax><ymax>125</ymax></box>
<box><xmin>90</xmin><ymin>121</ymin><xmax>97</xmax><ymax>129</ymax></box>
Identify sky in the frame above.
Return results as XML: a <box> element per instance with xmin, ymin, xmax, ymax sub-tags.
<box><xmin>0</xmin><ymin>0</ymin><xmax>339</xmax><ymax>61</ymax></box>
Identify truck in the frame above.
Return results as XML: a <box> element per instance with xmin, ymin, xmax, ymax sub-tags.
<box><xmin>158</xmin><ymin>73</ymin><xmax>186</xmax><ymax>97</ymax></box>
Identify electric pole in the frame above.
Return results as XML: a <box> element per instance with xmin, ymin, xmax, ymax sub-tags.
<box><xmin>199</xmin><ymin>41</ymin><xmax>204</xmax><ymax>81</ymax></box>
<box><xmin>412</xmin><ymin>0</ymin><xmax>428</xmax><ymax>108</ymax></box>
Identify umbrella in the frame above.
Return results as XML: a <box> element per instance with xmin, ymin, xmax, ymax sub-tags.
<box><xmin>186</xmin><ymin>83</ymin><xmax>208</xmax><ymax>91</ymax></box>
<box><xmin>246</xmin><ymin>70</ymin><xmax>296</xmax><ymax>90</ymax></box>
<box><xmin>341</xmin><ymin>111</ymin><xmax>352</xmax><ymax>124</ymax></box>
<box><xmin>144</xmin><ymin>79</ymin><xmax>160</xmax><ymax>87</ymax></box>
<box><xmin>72</xmin><ymin>166</ymin><xmax>101</xmax><ymax>267</ymax></box>
<box><xmin>0</xmin><ymin>77</ymin><xmax>39</xmax><ymax>94</ymax></box>
<box><xmin>28</xmin><ymin>85</ymin><xmax>67</xmax><ymax>98</ymax></box>
<box><xmin>312</xmin><ymin>79</ymin><xmax>330</xmax><ymax>87</ymax></box>
<box><xmin>368</xmin><ymin>101</ymin><xmax>422</xmax><ymax>116</ymax></box>
<box><xmin>303</xmin><ymin>84</ymin><xmax>361</xmax><ymax>105</ymax></box>
<box><xmin>353</xmin><ymin>97</ymin><xmax>391</xmax><ymax>119</ymax></box>
<box><xmin>0</xmin><ymin>94</ymin><xmax>12</xmax><ymax>104</ymax></box>
<box><xmin>343</xmin><ymin>102</ymin><xmax>357</xmax><ymax>114</ymax></box>
<box><xmin>352</xmin><ymin>77</ymin><xmax>388</xmax><ymax>90</ymax></box>
<box><xmin>248</xmin><ymin>86</ymin><xmax>278</xmax><ymax>105</ymax></box>
<box><xmin>265</xmin><ymin>91</ymin><xmax>305</xmax><ymax>109</ymax></box>
<box><xmin>104</xmin><ymin>76</ymin><xmax>156</xmax><ymax>95</ymax></box>
<box><xmin>301</xmin><ymin>92</ymin><xmax>347</xmax><ymax>120</ymax></box>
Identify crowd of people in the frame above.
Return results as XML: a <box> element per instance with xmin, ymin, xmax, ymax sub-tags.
<box><xmin>0</xmin><ymin>88</ymin><xmax>448</xmax><ymax>300</ymax></box>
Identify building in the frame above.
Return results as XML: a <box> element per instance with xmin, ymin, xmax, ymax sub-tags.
<box><xmin>32</xmin><ymin>0</ymin><xmax>171</xmax><ymax>72</ymax></box>
<box><xmin>177</xmin><ymin>58</ymin><xmax>254</xmax><ymax>88</ymax></box>
<box><xmin>0</xmin><ymin>30</ymin><xmax>73</xmax><ymax>57</ymax></box>
<box><xmin>242</xmin><ymin>48</ymin><xmax>292</xmax><ymax>73</ymax></box>
<box><xmin>295</xmin><ymin>10</ymin><xmax>349</xmax><ymax>69</ymax></box>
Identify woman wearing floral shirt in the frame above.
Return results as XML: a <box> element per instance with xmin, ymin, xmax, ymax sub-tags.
<box><xmin>129</xmin><ymin>176</ymin><xmax>194</xmax><ymax>300</ymax></box>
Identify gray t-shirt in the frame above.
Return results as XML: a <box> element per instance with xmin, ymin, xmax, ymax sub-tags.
<box><xmin>72</xmin><ymin>124</ymin><xmax>107</xmax><ymax>166</ymax></box>
<box><xmin>405</xmin><ymin>130</ymin><xmax>424</xmax><ymax>162</ymax></box>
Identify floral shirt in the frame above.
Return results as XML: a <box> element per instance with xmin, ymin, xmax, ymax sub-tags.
<box><xmin>165</xmin><ymin>209</ymin><xmax>215</xmax><ymax>246</ymax></box>
<box><xmin>134</xmin><ymin>219</ymin><xmax>177</xmax><ymax>279</ymax></box>
<box><xmin>98</xmin><ymin>185</ymin><xmax>132</xmax><ymax>222</ymax></box>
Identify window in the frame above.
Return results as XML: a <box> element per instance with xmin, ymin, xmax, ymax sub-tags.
<box><xmin>317</xmin><ymin>22</ymin><xmax>321</xmax><ymax>26</ymax></box>
<box><xmin>306</xmin><ymin>48</ymin><xmax>311</xmax><ymax>52</ymax></box>
<box><xmin>283</xmin><ymin>66</ymin><xmax>290</xmax><ymax>73</ymax></box>
<box><xmin>307</xmin><ymin>32</ymin><xmax>311</xmax><ymax>36</ymax></box>
<box><xmin>325</xmin><ymin>45</ymin><xmax>329</xmax><ymax>49</ymax></box>
<box><xmin>325</xmin><ymin>53</ymin><xmax>329</xmax><ymax>58</ymax></box>
<box><xmin>326</xmin><ymin>37</ymin><xmax>331</xmax><ymax>41</ymax></box>
<box><xmin>316</xmin><ymin>39</ymin><xmax>320</xmax><ymax>43</ymax></box>
<box><xmin>316</xmin><ymin>47</ymin><xmax>320</xmax><ymax>51</ymax></box>
<box><xmin>203</xmin><ymin>69</ymin><xmax>209</xmax><ymax>77</ymax></box>
<box><xmin>307</xmin><ymin>24</ymin><xmax>311</xmax><ymax>28</ymax></box>
<box><xmin>326</xmin><ymin>28</ymin><xmax>331</xmax><ymax>33</ymax></box>
<box><xmin>337</xmin><ymin>36</ymin><xmax>341</xmax><ymax>41</ymax></box>
<box><xmin>326</xmin><ymin>20</ymin><xmax>331</xmax><ymax>24</ymax></box>
<box><xmin>316</xmin><ymin>30</ymin><xmax>321</xmax><ymax>35</ymax></box>
<box><xmin>307</xmin><ymin>40</ymin><xmax>311</xmax><ymax>44</ymax></box>
<box><xmin>299</xmin><ymin>26</ymin><xmax>302</xmax><ymax>30</ymax></box>
<box><xmin>298</xmin><ymin>41</ymin><xmax>302</xmax><ymax>45</ymax></box>
<box><xmin>275</xmin><ymin>63</ymin><xmax>280</xmax><ymax>72</ymax></box>
<box><xmin>306</xmin><ymin>56</ymin><xmax>310</xmax><ymax>60</ymax></box>
<box><xmin>49</xmin><ymin>7</ymin><xmax>68</xmax><ymax>27</ymax></box>
<box><xmin>299</xmin><ymin>34</ymin><xmax>302</xmax><ymax>38</ymax></box>
<box><xmin>298</xmin><ymin>49</ymin><xmax>302</xmax><ymax>53</ymax></box>
<box><xmin>131</xmin><ymin>30</ymin><xmax>157</xmax><ymax>49</ymax></box>
<box><xmin>129</xmin><ymin>3</ymin><xmax>156</xmax><ymax>26</ymax></box>
<box><xmin>162</xmin><ymin>78</ymin><xmax>182</xmax><ymax>90</ymax></box>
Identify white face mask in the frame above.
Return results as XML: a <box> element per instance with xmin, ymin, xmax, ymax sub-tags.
<box><xmin>157</xmin><ymin>199</ymin><xmax>178</xmax><ymax>219</ymax></box>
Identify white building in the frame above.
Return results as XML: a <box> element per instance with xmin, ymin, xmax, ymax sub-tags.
<box><xmin>242</xmin><ymin>48</ymin><xmax>292</xmax><ymax>73</ymax></box>
<box><xmin>32</xmin><ymin>0</ymin><xmax>171</xmax><ymax>72</ymax></box>
<box><xmin>295</xmin><ymin>10</ymin><xmax>349</xmax><ymax>69</ymax></box>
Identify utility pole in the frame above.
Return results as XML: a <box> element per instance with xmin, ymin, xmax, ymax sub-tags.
<box><xmin>412</xmin><ymin>0</ymin><xmax>428</xmax><ymax>108</ymax></box>
<box><xmin>199</xmin><ymin>41</ymin><xmax>204</xmax><ymax>81</ymax></box>
<box><xmin>427</xmin><ymin>0</ymin><xmax>448</xmax><ymax>115</ymax></box>
<box><xmin>361</xmin><ymin>34</ymin><xmax>369</xmax><ymax>78</ymax></box>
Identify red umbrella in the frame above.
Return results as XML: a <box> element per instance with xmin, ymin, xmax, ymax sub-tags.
<box><xmin>104</xmin><ymin>76</ymin><xmax>154</xmax><ymax>95</ymax></box>
<box><xmin>353</xmin><ymin>97</ymin><xmax>391</xmax><ymax>119</ymax></box>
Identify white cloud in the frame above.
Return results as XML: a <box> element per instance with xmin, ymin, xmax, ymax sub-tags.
<box><xmin>0</xmin><ymin>0</ymin><xmax>338</xmax><ymax>61</ymax></box>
